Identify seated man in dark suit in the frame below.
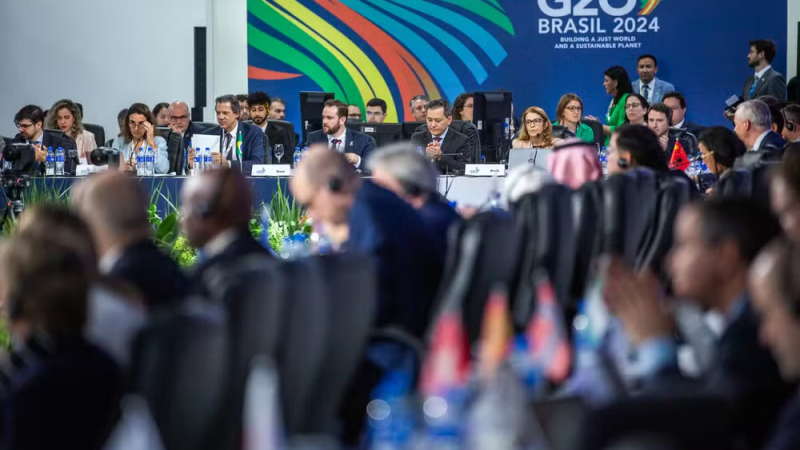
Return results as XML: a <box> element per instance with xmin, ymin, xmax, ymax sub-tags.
<box><xmin>606</xmin><ymin>198</ymin><xmax>789</xmax><ymax>450</ymax></box>
<box><xmin>368</xmin><ymin>143</ymin><xmax>461</xmax><ymax>260</ymax></box>
<box><xmin>249</xmin><ymin>91</ymin><xmax>294</xmax><ymax>164</ymax></box>
<box><xmin>734</xmin><ymin>100</ymin><xmax>787</xmax><ymax>152</ymax></box>
<box><xmin>410</xmin><ymin>99</ymin><xmax>471</xmax><ymax>174</ymax></box>
<box><xmin>181</xmin><ymin>168</ymin><xmax>273</xmax><ymax>286</ymax></box>
<box><xmin>195</xmin><ymin>95</ymin><xmax>265</xmax><ymax>175</ymax></box>
<box><xmin>0</xmin><ymin>237</ymin><xmax>122</xmax><ymax>450</ymax></box>
<box><xmin>750</xmin><ymin>239</ymin><xmax>800</xmax><ymax>450</ymax></box>
<box><xmin>11</xmin><ymin>104</ymin><xmax>75</xmax><ymax>175</ymax></box>
<box><xmin>662</xmin><ymin>91</ymin><xmax>705</xmax><ymax>138</ymax></box>
<box><xmin>647</xmin><ymin>103</ymin><xmax>699</xmax><ymax>164</ymax></box>
<box><xmin>72</xmin><ymin>171</ymin><xmax>190</xmax><ymax>311</ymax></box>
<box><xmin>306</xmin><ymin>99</ymin><xmax>375</xmax><ymax>172</ymax></box>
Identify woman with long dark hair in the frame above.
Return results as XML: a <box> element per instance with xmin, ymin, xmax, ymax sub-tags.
<box><xmin>586</xmin><ymin>65</ymin><xmax>633</xmax><ymax>144</ymax></box>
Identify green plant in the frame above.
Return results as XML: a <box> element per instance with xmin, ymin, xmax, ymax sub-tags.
<box><xmin>264</xmin><ymin>181</ymin><xmax>311</xmax><ymax>251</ymax></box>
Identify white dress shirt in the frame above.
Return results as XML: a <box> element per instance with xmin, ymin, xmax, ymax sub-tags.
<box><xmin>432</xmin><ymin>127</ymin><xmax>449</xmax><ymax>143</ymax></box>
<box><xmin>755</xmin><ymin>65</ymin><xmax>772</xmax><ymax>80</ymax></box>
<box><xmin>752</xmin><ymin>130</ymin><xmax>771</xmax><ymax>151</ymax></box>
<box><xmin>327</xmin><ymin>129</ymin><xmax>361</xmax><ymax>168</ymax></box>
<box><xmin>222</xmin><ymin>123</ymin><xmax>239</xmax><ymax>161</ymax></box>
<box><xmin>674</xmin><ymin>119</ymin><xmax>685</xmax><ymax>129</ymax></box>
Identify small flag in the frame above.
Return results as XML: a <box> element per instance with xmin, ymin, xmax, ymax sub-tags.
<box><xmin>669</xmin><ymin>139</ymin><xmax>690</xmax><ymax>172</ymax></box>
<box><xmin>420</xmin><ymin>299</ymin><xmax>471</xmax><ymax>397</ymax></box>
<box><xmin>478</xmin><ymin>286</ymin><xmax>512</xmax><ymax>380</ymax></box>
<box><xmin>526</xmin><ymin>273</ymin><xmax>572</xmax><ymax>383</ymax></box>
<box><xmin>236</xmin><ymin>131</ymin><xmax>243</xmax><ymax>160</ymax></box>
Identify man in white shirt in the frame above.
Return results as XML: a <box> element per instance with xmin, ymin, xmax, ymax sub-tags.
<box><xmin>734</xmin><ymin>100</ymin><xmax>787</xmax><ymax>152</ymax></box>
<box><xmin>632</xmin><ymin>55</ymin><xmax>675</xmax><ymax>104</ymax></box>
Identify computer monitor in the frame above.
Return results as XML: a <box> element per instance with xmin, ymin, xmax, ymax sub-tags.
<box><xmin>300</xmin><ymin>91</ymin><xmax>334</xmax><ymax>145</ymax></box>
<box><xmin>473</xmin><ymin>91</ymin><xmax>513</xmax><ymax>163</ymax></box>
<box><xmin>345</xmin><ymin>122</ymin><xmax>403</xmax><ymax>148</ymax></box>
<box><xmin>402</xmin><ymin>121</ymin><xmax>425</xmax><ymax>140</ymax></box>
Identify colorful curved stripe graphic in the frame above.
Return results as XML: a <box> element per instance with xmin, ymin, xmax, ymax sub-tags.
<box><xmin>247</xmin><ymin>0</ymin><xmax>515</xmax><ymax>121</ymax></box>
<box><xmin>638</xmin><ymin>0</ymin><xmax>662</xmax><ymax>15</ymax></box>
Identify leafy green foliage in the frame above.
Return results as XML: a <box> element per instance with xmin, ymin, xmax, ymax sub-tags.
<box><xmin>265</xmin><ymin>180</ymin><xmax>311</xmax><ymax>252</ymax></box>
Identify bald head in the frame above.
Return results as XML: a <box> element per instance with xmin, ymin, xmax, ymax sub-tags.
<box><xmin>290</xmin><ymin>148</ymin><xmax>360</xmax><ymax>228</ymax></box>
<box><xmin>169</xmin><ymin>101</ymin><xmax>190</xmax><ymax>133</ymax></box>
<box><xmin>72</xmin><ymin>172</ymin><xmax>150</xmax><ymax>255</ymax></box>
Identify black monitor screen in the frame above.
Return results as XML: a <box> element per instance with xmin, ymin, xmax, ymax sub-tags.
<box><xmin>402</xmin><ymin>121</ymin><xmax>425</xmax><ymax>140</ymax></box>
<box><xmin>473</xmin><ymin>91</ymin><xmax>513</xmax><ymax>162</ymax></box>
<box><xmin>346</xmin><ymin>122</ymin><xmax>403</xmax><ymax>148</ymax></box>
<box><xmin>300</xmin><ymin>91</ymin><xmax>334</xmax><ymax>144</ymax></box>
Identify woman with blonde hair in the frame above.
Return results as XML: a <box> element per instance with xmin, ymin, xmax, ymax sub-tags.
<box><xmin>512</xmin><ymin>106</ymin><xmax>563</xmax><ymax>148</ymax></box>
<box><xmin>45</xmin><ymin>99</ymin><xmax>97</xmax><ymax>161</ymax></box>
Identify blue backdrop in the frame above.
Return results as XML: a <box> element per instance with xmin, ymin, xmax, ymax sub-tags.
<box><xmin>247</xmin><ymin>0</ymin><xmax>787</xmax><ymax>132</ymax></box>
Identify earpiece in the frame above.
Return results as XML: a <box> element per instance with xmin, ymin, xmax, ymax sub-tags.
<box><xmin>328</xmin><ymin>177</ymin><xmax>343</xmax><ymax>193</ymax></box>
<box><xmin>617</xmin><ymin>157</ymin><xmax>630</xmax><ymax>169</ymax></box>
<box><xmin>782</xmin><ymin>109</ymin><xmax>795</xmax><ymax>132</ymax></box>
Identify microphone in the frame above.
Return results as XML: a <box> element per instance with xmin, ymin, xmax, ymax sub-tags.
<box><xmin>724</xmin><ymin>95</ymin><xmax>743</xmax><ymax>112</ymax></box>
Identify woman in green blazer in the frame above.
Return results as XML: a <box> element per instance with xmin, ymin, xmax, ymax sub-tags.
<box><xmin>586</xmin><ymin>66</ymin><xmax>634</xmax><ymax>145</ymax></box>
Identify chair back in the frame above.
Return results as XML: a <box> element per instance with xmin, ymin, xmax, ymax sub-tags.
<box><xmin>84</xmin><ymin>123</ymin><xmax>106</xmax><ymax>146</ymax></box>
<box><xmin>450</xmin><ymin>120</ymin><xmax>481</xmax><ymax>163</ymax></box>
<box><xmin>129</xmin><ymin>301</ymin><xmax>229</xmax><ymax>450</ymax></box>
<box><xmin>602</xmin><ymin>169</ymin><xmax>659</xmax><ymax>266</ymax></box>
<box><xmin>193</xmin><ymin>122</ymin><xmax>219</xmax><ymax>134</ymax></box>
<box><xmin>570</xmin><ymin>180</ymin><xmax>604</xmax><ymax>304</ymax></box>
<box><xmin>269</xmin><ymin>119</ymin><xmax>297</xmax><ymax>151</ymax></box>
<box><xmin>552</xmin><ymin>124</ymin><xmax>577</xmax><ymax>140</ymax></box>
<box><xmin>581</xmin><ymin>119</ymin><xmax>605</xmax><ymax>147</ymax></box>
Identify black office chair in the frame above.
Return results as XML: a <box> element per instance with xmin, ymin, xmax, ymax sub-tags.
<box><xmin>581</xmin><ymin>119</ymin><xmax>606</xmax><ymax>147</ymax></box>
<box><xmin>570</xmin><ymin>179</ymin><xmax>605</xmax><ymax>305</ymax></box>
<box><xmin>552</xmin><ymin>124</ymin><xmax>577</xmax><ymax>140</ymax></box>
<box><xmin>165</xmin><ymin>131</ymin><xmax>182</xmax><ymax>173</ymax></box>
<box><xmin>129</xmin><ymin>301</ymin><xmax>229</xmax><ymax>450</ymax></box>
<box><xmin>193</xmin><ymin>122</ymin><xmax>219</xmax><ymax>134</ymax></box>
<box><xmin>602</xmin><ymin>169</ymin><xmax>659</xmax><ymax>267</ymax></box>
<box><xmin>83</xmin><ymin>123</ymin><xmax>106</xmax><ymax>146</ymax></box>
<box><xmin>450</xmin><ymin>120</ymin><xmax>481</xmax><ymax>163</ymax></box>
<box><xmin>269</xmin><ymin>119</ymin><xmax>297</xmax><ymax>151</ymax></box>
<box><xmin>403</xmin><ymin>121</ymin><xmax>425</xmax><ymax>140</ymax></box>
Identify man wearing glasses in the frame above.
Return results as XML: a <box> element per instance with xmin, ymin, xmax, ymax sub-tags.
<box><xmin>169</xmin><ymin>101</ymin><xmax>202</xmax><ymax>175</ymax></box>
<box><xmin>12</xmin><ymin>104</ymin><xmax>72</xmax><ymax>175</ymax></box>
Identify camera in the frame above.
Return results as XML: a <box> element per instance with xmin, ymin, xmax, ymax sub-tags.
<box><xmin>3</xmin><ymin>143</ymin><xmax>36</xmax><ymax>173</ymax></box>
<box><xmin>89</xmin><ymin>147</ymin><xmax>121</xmax><ymax>168</ymax></box>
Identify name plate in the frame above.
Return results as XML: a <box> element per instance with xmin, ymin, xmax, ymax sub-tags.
<box><xmin>251</xmin><ymin>164</ymin><xmax>292</xmax><ymax>177</ymax></box>
<box><xmin>465</xmin><ymin>164</ymin><xmax>506</xmax><ymax>177</ymax></box>
<box><xmin>75</xmin><ymin>165</ymin><xmax>91</xmax><ymax>176</ymax></box>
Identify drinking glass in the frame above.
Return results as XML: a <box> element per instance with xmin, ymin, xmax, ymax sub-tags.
<box><xmin>274</xmin><ymin>144</ymin><xmax>284</xmax><ymax>163</ymax></box>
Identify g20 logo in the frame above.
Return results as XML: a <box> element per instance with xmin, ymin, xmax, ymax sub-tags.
<box><xmin>538</xmin><ymin>0</ymin><xmax>661</xmax><ymax>35</ymax></box>
<box><xmin>538</xmin><ymin>0</ymin><xmax>661</xmax><ymax>16</ymax></box>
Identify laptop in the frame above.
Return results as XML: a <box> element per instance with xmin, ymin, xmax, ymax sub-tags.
<box><xmin>507</xmin><ymin>147</ymin><xmax>554</xmax><ymax>172</ymax></box>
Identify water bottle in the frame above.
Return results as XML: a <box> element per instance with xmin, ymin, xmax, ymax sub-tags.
<box><xmin>204</xmin><ymin>147</ymin><xmax>212</xmax><ymax>170</ymax></box>
<box><xmin>293</xmin><ymin>147</ymin><xmax>302</xmax><ymax>166</ymax></box>
<box><xmin>301</xmin><ymin>146</ymin><xmax>309</xmax><ymax>159</ymax></box>
<box><xmin>55</xmin><ymin>147</ymin><xmax>65</xmax><ymax>176</ymax></box>
<box><xmin>366</xmin><ymin>373</ymin><xmax>414</xmax><ymax>450</ymax></box>
<box><xmin>416</xmin><ymin>146</ymin><xmax>425</xmax><ymax>156</ymax></box>
<box><xmin>136</xmin><ymin>147</ymin><xmax>145</xmax><ymax>176</ymax></box>
<box><xmin>45</xmin><ymin>147</ymin><xmax>55</xmax><ymax>176</ymax></box>
<box><xmin>184</xmin><ymin>140</ymin><xmax>191</xmax><ymax>175</ymax></box>
<box><xmin>145</xmin><ymin>146</ymin><xmax>154</xmax><ymax>176</ymax></box>
<box><xmin>466</xmin><ymin>367</ymin><xmax>524</xmax><ymax>450</ymax></box>
<box><xmin>194</xmin><ymin>147</ymin><xmax>202</xmax><ymax>174</ymax></box>
<box><xmin>417</xmin><ymin>390</ymin><xmax>466</xmax><ymax>450</ymax></box>
<box><xmin>279</xmin><ymin>234</ymin><xmax>310</xmax><ymax>259</ymax></box>
<box><xmin>599</xmin><ymin>146</ymin><xmax>608</xmax><ymax>174</ymax></box>
<box><xmin>503</xmin><ymin>118</ymin><xmax>510</xmax><ymax>140</ymax></box>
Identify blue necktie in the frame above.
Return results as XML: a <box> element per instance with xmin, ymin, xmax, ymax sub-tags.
<box><xmin>749</xmin><ymin>76</ymin><xmax>760</xmax><ymax>99</ymax></box>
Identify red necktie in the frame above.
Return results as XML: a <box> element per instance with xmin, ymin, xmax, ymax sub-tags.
<box><xmin>434</xmin><ymin>137</ymin><xmax>442</xmax><ymax>145</ymax></box>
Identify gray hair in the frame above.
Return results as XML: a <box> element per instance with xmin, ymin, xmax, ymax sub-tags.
<box><xmin>366</xmin><ymin>143</ymin><xmax>438</xmax><ymax>195</ymax></box>
<box><xmin>503</xmin><ymin>164</ymin><xmax>554</xmax><ymax>206</ymax></box>
<box><xmin>736</xmin><ymin>100</ymin><xmax>772</xmax><ymax>129</ymax></box>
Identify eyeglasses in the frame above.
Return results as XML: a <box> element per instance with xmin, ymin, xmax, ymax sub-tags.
<box><xmin>171</xmin><ymin>115</ymin><xmax>189</xmax><ymax>121</ymax></box>
<box><xmin>564</xmin><ymin>106</ymin><xmax>582</xmax><ymax>112</ymax></box>
<box><xmin>15</xmin><ymin>122</ymin><xmax>34</xmax><ymax>129</ymax></box>
<box><xmin>701</xmin><ymin>151</ymin><xmax>714</xmax><ymax>159</ymax></box>
<box><xmin>625</xmin><ymin>103</ymin><xmax>643</xmax><ymax>109</ymax></box>
<box><xmin>129</xmin><ymin>121</ymin><xmax>146</xmax><ymax>129</ymax></box>
<box><xmin>525</xmin><ymin>119</ymin><xmax>546</xmax><ymax>126</ymax></box>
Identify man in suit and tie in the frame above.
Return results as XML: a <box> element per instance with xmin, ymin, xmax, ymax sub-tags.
<box><xmin>198</xmin><ymin>95</ymin><xmax>265</xmax><ymax>175</ymax></box>
<box><xmin>632</xmin><ymin>55</ymin><xmax>675</xmax><ymax>104</ymax></box>
<box><xmin>749</xmin><ymin>240</ymin><xmax>800</xmax><ymax>450</ymax></box>
<box><xmin>662</xmin><ymin>91</ymin><xmax>705</xmax><ymax>138</ymax></box>
<box><xmin>72</xmin><ymin>171</ymin><xmax>190</xmax><ymax>311</ymax></box>
<box><xmin>11</xmin><ymin>105</ymin><xmax>75</xmax><ymax>175</ymax></box>
<box><xmin>250</xmin><ymin>91</ymin><xmax>300</xmax><ymax>164</ymax></box>
<box><xmin>743</xmin><ymin>39</ymin><xmax>787</xmax><ymax>101</ymax></box>
<box><xmin>168</xmin><ymin>101</ymin><xmax>205</xmax><ymax>175</ymax></box>
<box><xmin>306</xmin><ymin>99</ymin><xmax>375</xmax><ymax>172</ymax></box>
<box><xmin>410</xmin><ymin>99</ymin><xmax>471</xmax><ymax>175</ymax></box>
<box><xmin>734</xmin><ymin>100</ymin><xmax>787</xmax><ymax>152</ymax></box>
<box><xmin>606</xmin><ymin>198</ymin><xmax>790</xmax><ymax>450</ymax></box>
<box><xmin>181</xmin><ymin>168</ymin><xmax>273</xmax><ymax>288</ymax></box>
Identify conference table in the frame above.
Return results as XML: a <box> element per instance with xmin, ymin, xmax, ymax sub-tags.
<box><xmin>25</xmin><ymin>175</ymin><xmax>505</xmax><ymax>214</ymax></box>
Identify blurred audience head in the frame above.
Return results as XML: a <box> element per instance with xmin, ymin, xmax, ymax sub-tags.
<box><xmin>153</xmin><ymin>102</ymin><xmax>170</xmax><ymax>126</ymax></box>
<box><xmin>236</xmin><ymin>94</ymin><xmax>250</xmax><ymax>120</ymax></box>
<box><xmin>549</xmin><ymin>138</ymin><xmax>602</xmax><ymax>188</ymax></box>
<box><xmin>750</xmin><ymin>238</ymin><xmax>800</xmax><ymax>382</ymax></box>
<box><xmin>247</xmin><ymin>92</ymin><xmax>271</xmax><ymax>128</ymax></box>
<box><xmin>624</xmin><ymin>94</ymin><xmax>649</xmax><ymax>125</ymax></box>
<box><xmin>603</xmin><ymin>66</ymin><xmax>633</xmax><ymax>103</ymax></box>
<box><xmin>117</xmin><ymin>108</ymin><xmax>129</xmax><ymax>137</ymax></box>
<box><xmin>608</xmin><ymin>124</ymin><xmax>669</xmax><ymax>175</ymax></box>
<box><xmin>734</xmin><ymin>100</ymin><xmax>772</xmax><ymax>149</ymax></box>
<box><xmin>646</xmin><ymin>103</ymin><xmax>672</xmax><ymax>137</ymax></box>
<box><xmin>503</xmin><ymin>165</ymin><xmax>554</xmax><ymax>207</ymax></box>
<box><xmin>366</xmin><ymin>98</ymin><xmax>387</xmax><ymax>124</ymax></box>
<box><xmin>121</xmin><ymin>103</ymin><xmax>157</xmax><ymax>144</ymax></box>
<box><xmin>71</xmin><ymin>171</ymin><xmax>151</xmax><ymax>258</ymax></box>
<box><xmin>425</xmin><ymin>99</ymin><xmax>453</xmax><ymax>137</ymax></box>
<box><xmin>556</xmin><ymin>93</ymin><xmax>585</xmax><ymax>128</ymax></box>
<box><xmin>268</xmin><ymin>97</ymin><xmax>286</xmax><ymax>120</ymax></box>
<box><xmin>17</xmin><ymin>205</ymin><xmax>97</xmax><ymax>277</ymax></box>
<box><xmin>662</xmin><ymin>91</ymin><xmax>687</xmax><ymax>125</ymax></box>
<box><xmin>45</xmin><ymin>99</ymin><xmax>85</xmax><ymax>139</ymax></box>
<box><xmin>14</xmin><ymin>105</ymin><xmax>45</xmax><ymax>141</ymax></box>
<box><xmin>759</xmin><ymin>96</ymin><xmax>785</xmax><ymax>134</ymax></box>
<box><xmin>668</xmin><ymin>197</ymin><xmax>780</xmax><ymax>311</ymax></box>
<box><xmin>771</xmin><ymin>150</ymin><xmax>800</xmax><ymax>243</ymax></box>
<box><xmin>168</xmin><ymin>101</ymin><xmax>191</xmax><ymax>134</ymax></box>
<box><xmin>410</xmin><ymin>94</ymin><xmax>430</xmax><ymax>122</ymax></box>
<box><xmin>290</xmin><ymin>147</ymin><xmax>360</xmax><ymax>230</ymax></box>
<box><xmin>347</xmin><ymin>104</ymin><xmax>362</xmax><ymax>122</ymax></box>
<box><xmin>368</xmin><ymin>143</ymin><xmax>439</xmax><ymax>209</ymax></box>
<box><xmin>180</xmin><ymin>168</ymin><xmax>253</xmax><ymax>249</ymax></box>
<box><xmin>453</xmin><ymin>93</ymin><xmax>475</xmax><ymax>122</ymax></box>
<box><xmin>781</xmin><ymin>104</ymin><xmax>800</xmax><ymax>142</ymax></box>
<box><xmin>215</xmin><ymin>95</ymin><xmax>241</xmax><ymax>132</ymax></box>
<box><xmin>698</xmin><ymin>126</ymin><xmax>747</xmax><ymax>176</ymax></box>
<box><xmin>519</xmin><ymin>106</ymin><xmax>554</xmax><ymax>146</ymax></box>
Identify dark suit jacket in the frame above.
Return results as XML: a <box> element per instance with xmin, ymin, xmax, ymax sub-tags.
<box><xmin>345</xmin><ymin>180</ymin><xmax>443</xmax><ymax>338</ymax></box>
<box><xmin>306</xmin><ymin>129</ymin><xmax>376</xmax><ymax>171</ymax></box>
<box><xmin>417</xmin><ymin>198</ymin><xmax>462</xmax><ymax>261</ymax></box>
<box><xmin>191</xmin><ymin>231</ymin><xmax>274</xmax><ymax>288</ymax></box>
<box><xmin>106</xmin><ymin>240</ymin><xmax>190</xmax><ymax>310</ymax></box>
<box><xmin>789</xmin><ymin>76</ymin><xmax>799</xmax><ymax>104</ymax></box>
<box><xmin>743</xmin><ymin>67</ymin><xmax>788</xmax><ymax>101</ymax></box>
<box><xmin>265</xmin><ymin>121</ymin><xmax>293</xmax><ymax>164</ymax></box>
<box><xmin>410</xmin><ymin>127</ymin><xmax>471</xmax><ymax>174</ymax></box>
<box><xmin>763</xmin><ymin>388</ymin><xmax>800</xmax><ymax>450</ymax></box>
<box><xmin>754</xmin><ymin>130</ymin><xmax>787</xmax><ymax>152</ymax></box>
<box><xmin>2</xmin><ymin>337</ymin><xmax>122</xmax><ymax>450</ymax></box>
<box><xmin>202</xmin><ymin>121</ymin><xmax>265</xmax><ymax>174</ymax></box>
<box><xmin>12</xmin><ymin>131</ymin><xmax>76</xmax><ymax>176</ymax></box>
